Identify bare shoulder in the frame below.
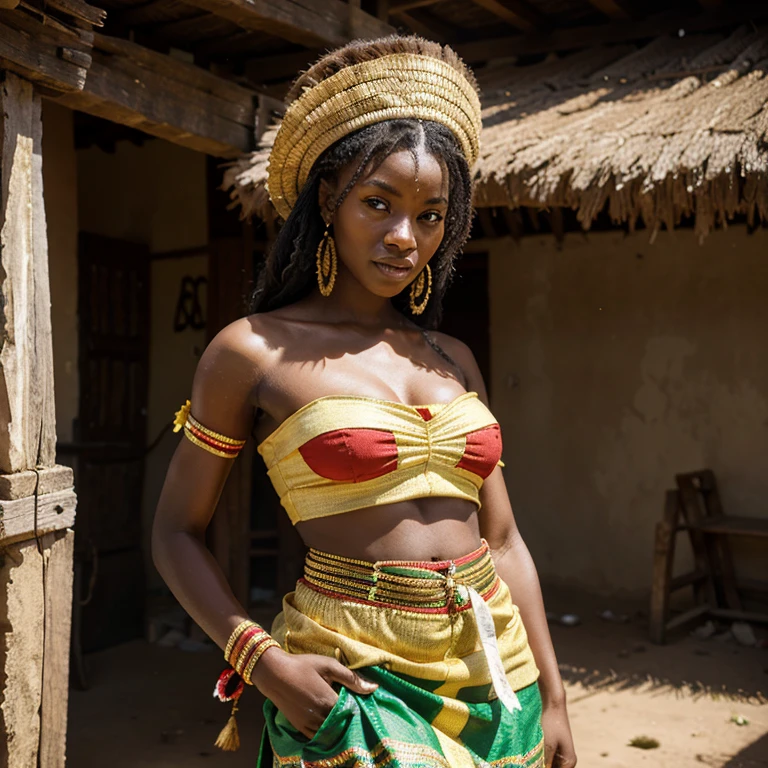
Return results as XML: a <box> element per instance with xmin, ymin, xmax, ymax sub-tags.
<box><xmin>188</xmin><ymin>315</ymin><xmax>281</xmax><ymax>438</ymax></box>
<box><xmin>428</xmin><ymin>330</ymin><xmax>488</xmax><ymax>399</ymax></box>
<box><xmin>196</xmin><ymin>315</ymin><xmax>273</xmax><ymax>384</ymax></box>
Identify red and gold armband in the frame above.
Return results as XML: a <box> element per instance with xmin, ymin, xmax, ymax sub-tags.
<box><xmin>212</xmin><ymin>620</ymin><xmax>281</xmax><ymax>751</ymax></box>
<box><xmin>173</xmin><ymin>400</ymin><xmax>246</xmax><ymax>459</ymax></box>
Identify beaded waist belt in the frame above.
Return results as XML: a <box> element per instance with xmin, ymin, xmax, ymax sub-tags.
<box><xmin>300</xmin><ymin>540</ymin><xmax>523</xmax><ymax>713</ymax></box>
<box><xmin>300</xmin><ymin>540</ymin><xmax>499</xmax><ymax>613</ymax></box>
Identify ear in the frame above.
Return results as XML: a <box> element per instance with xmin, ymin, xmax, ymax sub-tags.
<box><xmin>317</xmin><ymin>177</ymin><xmax>337</xmax><ymax>225</ymax></box>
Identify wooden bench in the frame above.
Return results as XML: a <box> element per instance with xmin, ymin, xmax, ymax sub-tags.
<box><xmin>649</xmin><ymin>469</ymin><xmax>768</xmax><ymax>644</ymax></box>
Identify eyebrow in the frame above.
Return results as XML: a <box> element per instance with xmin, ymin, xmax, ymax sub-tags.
<box><xmin>362</xmin><ymin>178</ymin><xmax>448</xmax><ymax>206</ymax></box>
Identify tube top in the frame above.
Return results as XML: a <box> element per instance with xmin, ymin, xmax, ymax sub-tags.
<box><xmin>256</xmin><ymin>391</ymin><xmax>503</xmax><ymax>524</ymax></box>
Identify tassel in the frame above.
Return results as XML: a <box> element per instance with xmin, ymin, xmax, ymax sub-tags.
<box><xmin>213</xmin><ymin>668</ymin><xmax>245</xmax><ymax>752</ymax></box>
<box><xmin>214</xmin><ymin>702</ymin><xmax>241</xmax><ymax>752</ymax></box>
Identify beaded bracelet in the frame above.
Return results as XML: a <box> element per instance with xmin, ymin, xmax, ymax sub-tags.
<box><xmin>213</xmin><ymin>620</ymin><xmax>281</xmax><ymax>752</ymax></box>
<box><xmin>173</xmin><ymin>400</ymin><xmax>246</xmax><ymax>459</ymax></box>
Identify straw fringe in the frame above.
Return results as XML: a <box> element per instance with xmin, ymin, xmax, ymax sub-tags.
<box><xmin>226</xmin><ymin>26</ymin><xmax>768</xmax><ymax>239</ymax></box>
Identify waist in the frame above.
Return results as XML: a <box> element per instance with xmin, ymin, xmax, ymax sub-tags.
<box><xmin>299</xmin><ymin>539</ymin><xmax>500</xmax><ymax>613</ymax></box>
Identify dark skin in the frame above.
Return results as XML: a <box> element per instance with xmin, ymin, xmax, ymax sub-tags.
<box><xmin>152</xmin><ymin>141</ymin><xmax>577</xmax><ymax>767</ymax></box>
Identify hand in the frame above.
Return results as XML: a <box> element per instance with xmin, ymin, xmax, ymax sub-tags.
<box><xmin>542</xmin><ymin>699</ymin><xmax>577</xmax><ymax>768</ymax></box>
<box><xmin>250</xmin><ymin>648</ymin><xmax>378</xmax><ymax>739</ymax></box>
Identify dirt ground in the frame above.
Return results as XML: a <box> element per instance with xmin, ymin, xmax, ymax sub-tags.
<box><xmin>67</xmin><ymin>588</ymin><xmax>767</xmax><ymax>768</ymax></box>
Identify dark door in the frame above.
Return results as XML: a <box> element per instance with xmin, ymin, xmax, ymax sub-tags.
<box><xmin>60</xmin><ymin>233</ymin><xmax>150</xmax><ymax>652</ymax></box>
<box><xmin>439</xmin><ymin>252</ymin><xmax>491</xmax><ymax>393</ymax></box>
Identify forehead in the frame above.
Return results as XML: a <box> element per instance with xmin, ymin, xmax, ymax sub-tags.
<box><xmin>359</xmin><ymin>146</ymin><xmax>448</xmax><ymax>193</ymax></box>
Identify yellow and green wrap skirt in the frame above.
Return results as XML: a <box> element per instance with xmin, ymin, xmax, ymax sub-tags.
<box><xmin>257</xmin><ymin>541</ymin><xmax>544</xmax><ymax>768</ymax></box>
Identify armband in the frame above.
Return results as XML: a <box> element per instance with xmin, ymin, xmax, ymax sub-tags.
<box><xmin>173</xmin><ymin>400</ymin><xmax>246</xmax><ymax>459</ymax></box>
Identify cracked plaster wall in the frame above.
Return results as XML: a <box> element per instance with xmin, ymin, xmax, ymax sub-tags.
<box><xmin>489</xmin><ymin>227</ymin><xmax>768</xmax><ymax>595</ymax></box>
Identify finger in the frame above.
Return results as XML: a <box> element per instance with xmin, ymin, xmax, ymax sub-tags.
<box><xmin>544</xmin><ymin>742</ymin><xmax>555</xmax><ymax>768</ymax></box>
<box><xmin>322</xmin><ymin>659</ymin><xmax>378</xmax><ymax>693</ymax></box>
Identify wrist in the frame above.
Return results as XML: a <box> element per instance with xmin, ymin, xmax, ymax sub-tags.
<box><xmin>223</xmin><ymin>619</ymin><xmax>282</xmax><ymax>684</ymax></box>
<box><xmin>539</xmin><ymin>680</ymin><xmax>567</xmax><ymax>709</ymax></box>
<box><xmin>247</xmin><ymin>644</ymin><xmax>285</xmax><ymax>689</ymax></box>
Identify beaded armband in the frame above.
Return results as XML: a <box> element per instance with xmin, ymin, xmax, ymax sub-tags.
<box><xmin>173</xmin><ymin>400</ymin><xmax>246</xmax><ymax>459</ymax></box>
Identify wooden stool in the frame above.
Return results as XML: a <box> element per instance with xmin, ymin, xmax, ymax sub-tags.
<box><xmin>649</xmin><ymin>470</ymin><xmax>768</xmax><ymax>644</ymax></box>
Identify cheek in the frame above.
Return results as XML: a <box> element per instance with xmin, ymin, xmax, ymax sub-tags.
<box><xmin>335</xmin><ymin>206</ymin><xmax>381</xmax><ymax>251</ymax></box>
<box><xmin>419</xmin><ymin>224</ymin><xmax>446</xmax><ymax>256</ymax></box>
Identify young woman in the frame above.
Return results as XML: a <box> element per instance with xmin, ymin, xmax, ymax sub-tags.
<box><xmin>153</xmin><ymin>35</ymin><xmax>576</xmax><ymax>768</ymax></box>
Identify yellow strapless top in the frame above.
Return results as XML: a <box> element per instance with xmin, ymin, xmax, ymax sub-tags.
<box><xmin>256</xmin><ymin>392</ymin><xmax>503</xmax><ymax>525</ymax></box>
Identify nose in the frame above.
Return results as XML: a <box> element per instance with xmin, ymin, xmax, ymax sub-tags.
<box><xmin>383</xmin><ymin>216</ymin><xmax>417</xmax><ymax>254</ymax></box>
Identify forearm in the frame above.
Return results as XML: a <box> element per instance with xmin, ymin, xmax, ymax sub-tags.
<box><xmin>151</xmin><ymin>525</ymin><xmax>249</xmax><ymax>651</ymax></box>
<box><xmin>489</xmin><ymin>533</ymin><xmax>565</xmax><ymax>707</ymax></box>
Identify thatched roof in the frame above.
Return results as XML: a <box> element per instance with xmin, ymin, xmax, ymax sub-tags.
<box><xmin>225</xmin><ymin>26</ymin><xmax>768</xmax><ymax>239</ymax></box>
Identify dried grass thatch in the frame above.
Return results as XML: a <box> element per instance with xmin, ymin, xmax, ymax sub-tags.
<box><xmin>224</xmin><ymin>26</ymin><xmax>768</xmax><ymax>240</ymax></box>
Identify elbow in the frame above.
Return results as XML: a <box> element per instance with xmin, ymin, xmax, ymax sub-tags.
<box><xmin>151</xmin><ymin>508</ymin><xmax>180</xmax><ymax>579</ymax></box>
<box><xmin>151</xmin><ymin>515</ymin><xmax>168</xmax><ymax>576</ymax></box>
<box><xmin>486</xmin><ymin>525</ymin><xmax>524</xmax><ymax>559</ymax></box>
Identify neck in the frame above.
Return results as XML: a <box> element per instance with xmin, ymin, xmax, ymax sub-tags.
<box><xmin>307</xmin><ymin>263</ymin><xmax>410</xmax><ymax>329</ymax></box>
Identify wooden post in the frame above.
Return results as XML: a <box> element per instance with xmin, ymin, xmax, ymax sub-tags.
<box><xmin>0</xmin><ymin>71</ymin><xmax>76</xmax><ymax>768</ymax></box>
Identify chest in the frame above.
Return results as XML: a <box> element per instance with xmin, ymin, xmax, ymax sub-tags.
<box><xmin>256</xmin><ymin>338</ymin><xmax>464</xmax><ymax>437</ymax></box>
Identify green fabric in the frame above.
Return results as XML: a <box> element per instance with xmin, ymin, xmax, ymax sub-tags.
<box><xmin>257</xmin><ymin>667</ymin><xmax>544</xmax><ymax>767</ymax></box>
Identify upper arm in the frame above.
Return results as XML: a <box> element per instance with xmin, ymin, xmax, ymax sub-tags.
<box><xmin>435</xmin><ymin>332</ymin><xmax>522</xmax><ymax>549</ymax></box>
<box><xmin>153</xmin><ymin>318</ymin><xmax>265</xmax><ymax>537</ymax></box>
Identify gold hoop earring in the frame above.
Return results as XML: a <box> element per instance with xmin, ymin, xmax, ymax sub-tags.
<box><xmin>409</xmin><ymin>263</ymin><xmax>432</xmax><ymax>316</ymax></box>
<box><xmin>315</xmin><ymin>225</ymin><xmax>337</xmax><ymax>297</ymax></box>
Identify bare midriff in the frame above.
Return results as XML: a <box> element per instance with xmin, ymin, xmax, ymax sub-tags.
<box><xmin>295</xmin><ymin>496</ymin><xmax>482</xmax><ymax>563</ymax></box>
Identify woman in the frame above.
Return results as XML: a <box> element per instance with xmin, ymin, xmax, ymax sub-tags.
<box><xmin>153</xmin><ymin>35</ymin><xmax>576</xmax><ymax>768</ymax></box>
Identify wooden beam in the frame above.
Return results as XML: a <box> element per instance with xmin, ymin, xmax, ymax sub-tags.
<box><xmin>470</xmin><ymin>0</ymin><xmax>545</xmax><ymax>32</ymax></box>
<box><xmin>44</xmin><ymin>0</ymin><xmax>106</xmax><ymax>26</ymax></box>
<box><xmin>182</xmin><ymin>0</ymin><xmax>395</xmax><ymax>48</ymax></box>
<box><xmin>244</xmin><ymin>48</ymin><xmax>322</xmax><ymax>84</ymax></box>
<box><xmin>1</xmin><ymin>536</ymin><xmax>46</xmax><ymax>766</ymax></box>
<box><xmin>116</xmin><ymin>0</ymin><xmax>183</xmax><ymax>26</ymax></box>
<box><xmin>0</xmin><ymin>465</ymin><xmax>73</xmax><ymax>501</ymax></box>
<box><xmin>394</xmin><ymin>9</ymin><xmax>454</xmax><ymax>42</ymax></box>
<box><xmin>53</xmin><ymin>33</ymin><xmax>258</xmax><ymax>158</ymax></box>
<box><xmin>456</xmin><ymin>3</ymin><xmax>768</xmax><ymax>61</ymax></box>
<box><xmin>0</xmin><ymin>73</ymin><xmax>76</xmax><ymax>768</ymax></box>
<box><xmin>93</xmin><ymin>32</ymin><xmax>254</xmax><ymax>110</ymax></box>
<box><xmin>39</xmin><ymin>530</ymin><xmax>75</xmax><ymax>768</ymax></box>
<box><xmin>0</xmin><ymin>74</ymin><xmax>57</xmax><ymax>473</ymax></box>
<box><xmin>587</xmin><ymin>0</ymin><xmax>632</xmax><ymax>20</ymax></box>
<box><xmin>390</xmin><ymin>0</ymin><xmax>441</xmax><ymax>12</ymax></box>
<box><xmin>0</xmin><ymin>488</ymin><xmax>77</xmax><ymax>546</ymax></box>
<box><xmin>0</xmin><ymin>8</ymin><xmax>91</xmax><ymax>92</ymax></box>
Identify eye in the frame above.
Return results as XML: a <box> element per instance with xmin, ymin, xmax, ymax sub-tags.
<box><xmin>364</xmin><ymin>197</ymin><xmax>388</xmax><ymax>211</ymax></box>
<box><xmin>420</xmin><ymin>211</ymin><xmax>444</xmax><ymax>224</ymax></box>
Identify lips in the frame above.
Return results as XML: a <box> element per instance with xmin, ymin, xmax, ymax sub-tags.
<box><xmin>373</xmin><ymin>261</ymin><xmax>415</xmax><ymax>280</ymax></box>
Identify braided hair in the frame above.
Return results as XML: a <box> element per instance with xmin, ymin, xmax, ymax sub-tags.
<box><xmin>250</xmin><ymin>36</ymin><xmax>478</xmax><ymax>330</ymax></box>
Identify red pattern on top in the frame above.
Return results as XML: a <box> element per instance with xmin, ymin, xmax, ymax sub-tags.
<box><xmin>299</xmin><ymin>428</ymin><xmax>398</xmax><ymax>482</ymax></box>
<box><xmin>456</xmin><ymin>424</ymin><xmax>502</xmax><ymax>479</ymax></box>
<box><xmin>298</xmin><ymin>423</ymin><xmax>502</xmax><ymax>483</ymax></box>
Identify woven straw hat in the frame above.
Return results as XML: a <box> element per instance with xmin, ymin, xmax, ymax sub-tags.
<box><xmin>266</xmin><ymin>51</ymin><xmax>482</xmax><ymax>220</ymax></box>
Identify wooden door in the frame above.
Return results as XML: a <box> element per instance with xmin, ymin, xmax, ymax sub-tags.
<box><xmin>59</xmin><ymin>233</ymin><xmax>150</xmax><ymax>652</ymax></box>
